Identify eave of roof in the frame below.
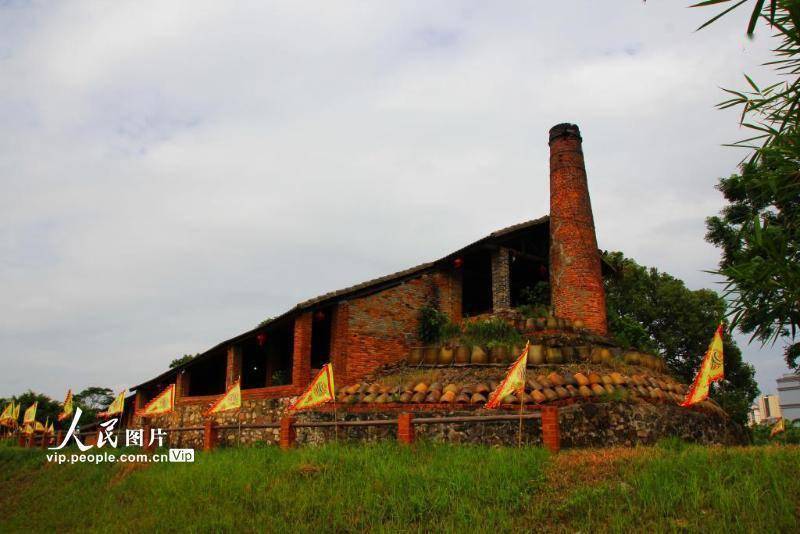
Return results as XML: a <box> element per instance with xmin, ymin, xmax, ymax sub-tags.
<box><xmin>131</xmin><ymin>216</ymin><xmax>550</xmax><ymax>390</ymax></box>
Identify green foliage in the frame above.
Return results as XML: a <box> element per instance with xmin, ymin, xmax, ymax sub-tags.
<box><xmin>751</xmin><ymin>419</ymin><xmax>800</xmax><ymax>445</ymax></box>
<box><xmin>461</xmin><ymin>318</ymin><xmax>523</xmax><ymax>349</ymax></box>
<box><xmin>694</xmin><ymin>1</ymin><xmax>800</xmax><ymax>369</ymax></box>
<box><xmin>417</xmin><ymin>305</ymin><xmax>450</xmax><ymax>344</ymax></box>
<box><xmin>4</xmin><ymin>391</ymin><xmax>61</xmax><ymax>428</ymax></box>
<box><xmin>516</xmin><ymin>304</ymin><xmax>550</xmax><ymax>319</ymax></box>
<box><xmin>519</xmin><ymin>281</ymin><xmax>551</xmax><ymax>307</ymax></box>
<box><xmin>603</xmin><ymin>251</ymin><xmax>759</xmax><ymax>425</ymax></box>
<box><xmin>258</xmin><ymin>317</ymin><xmax>273</xmax><ymax>327</ymax></box>
<box><xmin>270</xmin><ymin>370</ymin><xmax>288</xmax><ymax>386</ymax></box>
<box><xmin>169</xmin><ymin>353</ymin><xmax>199</xmax><ymax>369</ymax></box>
<box><xmin>705</xmin><ymin>144</ymin><xmax>800</xmax><ymax>369</ymax></box>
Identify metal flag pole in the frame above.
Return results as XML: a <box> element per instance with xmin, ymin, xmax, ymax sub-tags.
<box><xmin>518</xmin><ymin>387</ymin><xmax>524</xmax><ymax>448</ymax></box>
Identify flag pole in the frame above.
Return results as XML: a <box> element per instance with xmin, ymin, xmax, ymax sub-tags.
<box><xmin>333</xmin><ymin>398</ymin><xmax>339</xmax><ymax>444</ymax></box>
<box><xmin>518</xmin><ymin>387</ymin><xmax>524</xmax><ymax>448</ymax></box>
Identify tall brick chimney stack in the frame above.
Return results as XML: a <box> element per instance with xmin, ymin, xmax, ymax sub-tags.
<box><xmin>548</xmin><ymin>123</ymin><xmax>607</xmax><ymax>336</ymax></box>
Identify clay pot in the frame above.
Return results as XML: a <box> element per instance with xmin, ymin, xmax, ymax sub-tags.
<box><xmin>600</xmin><ymin>348</ymin><xmax>613</xmax><ymax>365</ymax></box>
<box><xmin>455</xmin><ymin>345</ymin><xmax>471</xmax><ymax>364</ymax></box>
<box><xmin>547</xmin><ymin>372</ymin><xmax>565</xmax><ymax>386</ymax></box>
<box><xmin>546</xmin><ymin>316</ymin><xmax>558</xmax><ymax>329</ymax></box>
<box><xmin>610</xmin><ymin>372</ymin><xmax>626</xmax><ymax>386</ymax></box>
<box><xmin>588</xmin><ymin>373</ymin><xmax>602</xmax><ymax>385</ymax></box>
<box><xmin>512</xmin><ymin>345</ymin><xmax>524</xmax><ymax>360</ymax></box>
<box><xmin>375</xmin><ymin>393</ymin><xmax>391</xmax><ymax>403</ymax></box>
<box><xmin>574</xmin><ymin>373</ymin><xmax>589</xmax><ymax>386</ymax></box>
<box><xmin>565</xmin><ymin>385</ymin><xmax>579</xmax><ymax>397</ymax></box>
<box><xmin>410</xmin><ymin>391</ymin><xmax>426</xmax><ymax>403</ymax></box>
<box><xmin>543</xmin><ymin>388</ymin><xmax>558</xmax><ymax>401</ymax></box>
<box><xmin>471</xmin><ymin>346</ymin><xmax>488</xmax><ymax>364</ymax></box>
<box><xmin>527</xmin><ymin>378</ymin><xmax>543</xmax><ymax>391</ymax></box>
<box><xmin>590</xmin><ymin>384</ymin><xmax>605</xmax><ymax>396</ymax></box>
<box><xmin>601</xmin><ymin>375</ymin><xmax>613</xmax><ymax>386</ymax></box>
<box><xmin>591</xmin><ymin>347</ymin><xmax>603</xmax><ymax>364</ymax></box>
<box><xmin>474</xmin><ymin>383</ymin><xmax>490</xmax><ymax>395</ymax></box>
<box><xmin>537</xmin><ymin>375</ymin><xmax>553</xmax><ymax>388</ymax></box>
<box><xmin>489</xmin><ymin>345</ymin><xmax>509</xmax><ymax>364</ymax></box>
<box><xmin>423</xmin><ymin>346</ymin><xmax>440</xmax><ymax>365</ymax></box>
<box><xmin>368</xmin><ymin>384</ymin><xmax>381</xmax><ymax>394</ymax></box>
<box><xmin>578</xmin><ymin>385</ymin><xmax>593</xmax><ymax>398</ymax></box>
<box><xmin>562</xmin><ymin>372</ymin><xmax>577</xmax><ymax>386</ymax></box>
<box><xmin>362</xmin><ymin>394</ymin><xmax>377</xmax><ymax>403</ymax></box>
<box><xmin>525</xmin><ymin>317</ymin><xmax>537</xmax><ymax>330</ymax></box>
<box><xmin>408</xmin><ymin>348</ymin><xmax>424</xmax><ymax>365</ymax></box>
<box><xmin>529</xmin><ymin>345</ymin><xmax>545</xmax><ymax>365</ymax></box>
<box><xmin>502</xmin><ymin>394</ymin><xmax>517</xmax><ymax>405</ymax></box>
<box><xmin>555</xmin><ymin>386</ymin><xmax>570</xmax><ymax>399</ymax></box>
<box><xmin>546</xmin><ymin>347</ymin><xmax>563</xmax><ymax>364</ymax></box>
<box><xmin>413</xmin><ymin>382</ymin><xmax>428</xmax><ymax>393</ymax></box>
<box><xmin>425</xmin><ymin>390</ymin><xmax>441</xmax><ymax>403</ymax></box>
<box><xmin>399</xmin><ymin>392</ymin><xmax>413</xmax><ymax>403</ymax></box>
<box><xmin>603</xmin><ymin>384</ymin><xmax>614</xmax><ymax>395</ymax></box>
<box><xmin>455</xmin><ymin>393</ymin><xmax>470</xmax><ymax>403</ymax></box>
<box><xmin>470</xmin><ymin>393</ymin><xmax>487</xmax><ymax>404</ymax></box>
<box><xmin>439</xmin><ymin>346</ymin><xmax>454</xmax><ymax>365</ymax></box>
<box><xmin>573</xmin><ymin>319</ymin><xmax>585</xmax><ymax>330</ymax></box>
<box><xmin>440</xmin><ymin>390</ymin><xmax>456</xmax><ymax>403</ymax></box>
<box><xmin>443</xmin><ymin>383</ymin><xmax>460</xmax><ymax>394</ymax></box>
<box><xmin>531</xmin><ymin>390</ymin><xmax>547</xmax><ymax>403</ymax></box>
<box><xmin>535</xmin><ymin>317</ymin><xmax>547</xmax><ymax>330</ymax></box>
<box><xmin>623</xmin><ymin>351</ymin><xmax>640</xmax><ymax>365</ymax></box>
<box><xmin>561</xmin><ymin>346</ymin><xmax>576</xmax><ymax>362</ymax></box>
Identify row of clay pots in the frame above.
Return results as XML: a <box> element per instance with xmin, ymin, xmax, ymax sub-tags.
<box><xmin>335</xmin><ymin>381</ymin><xmax>694</xmax><ymax>407</ymax></box>
<box><xmin>408</xmin><ymin>345</ymin><xmax>523</xmax><ymax>365</ymax></box>
<box><xmin>518</xmin><ymin>316</ymin><xmax>586</xmax><ymax>332</ymax></box>
<box><xmin>624</xmin><ymin>351</ymin><xmax>667</xmax><ymax>372</ymax></box>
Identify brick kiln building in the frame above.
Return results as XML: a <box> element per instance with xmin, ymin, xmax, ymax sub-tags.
<box><xmin>130</xmin><ymin>124</ymin><xmax>608</xmax><ymax>414</ymax></box>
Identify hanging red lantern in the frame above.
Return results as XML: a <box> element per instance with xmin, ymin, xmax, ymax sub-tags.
<box><xmin>314</xmin><ymin>310</ymin><xmax>326</xmax><ymax>321</ymax></box>
<box><xmin>256</xmin><ymin>332</ymin><xmax>267</xmax><ymax>346</ymax></box>
<box><xmin>453</xmin><ymin>257</ymin><xmax>463</xmax><ymax>269</ymax></box>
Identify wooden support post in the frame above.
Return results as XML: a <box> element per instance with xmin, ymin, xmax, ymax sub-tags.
<box><xmin>40</xmin><ymin>434</ymin><xmax>48</xmax><ymax>449</ymax></box>
<box><xmin>397</xmin><ymin>412</ymin><xmax>415</xmax><ymax>445</ymax></box>
<box><xmin>279</xmin><ymin>416</ymin><xmax>296</xmax><ymax>450</ymax></box>
<box><xmin>56</xmin><ymin>430</ymin><xmax>63</xmax><ymax>448</ymax></box>
<box><xmin>203</xmin><ymin>419</ymin><xmax>217</xmax><ymax>451</ymax></box>
<box><xmin>541</xmin><ymin>406</ymin><xmax>560</xmax><ymax>454</ymax></box>
<box><xmin>18</xmin><ymin>433</ymin><xmax>26</xmax><ymax>447</ymax></box>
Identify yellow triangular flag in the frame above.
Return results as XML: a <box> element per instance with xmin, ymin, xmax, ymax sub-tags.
<box><xmin>58</xmin><ymin>390</ymin><xmax>73</xmax><ymax>421</ymax></box>
<box><xmin>0</xmin><ymin>403</ymin><xmax>12</xmax><ymax>424</ymax></box>
<box><xmin>34</xmin><ymin>420</ymin><xmax>45</xmax><ymax>432</ymax></box>
<box><xmin>22</xmin><ymin>424</ymin><xmax>33</xmax><ymax>435</ymax></box>
<box><xmin>13</xmin><ymin>403</ymin><xmax>20</xmax><ymax>422</ymax></box>
<box><xmin>136</xmin><ymin>384</ymin><xmax>175</xmax><ymax>417</ymax></box>
<box><xmin>486</xmin><ymin>342</ymin><xmax>529</xmax><ymax>408</ymax></box>
<box><xmin>101</xmin><ymin>390</ymin><xmax>126</xmax><ymax>417</ymax></box>
<box><xmin>206</xmin><ymin>381</ymin><xmax>241</xmax><ymax>416</ymax></box>
<box><xmin>289</xmin><ymin>364</ymin><xmax>335</xmax><ymax>411</ymax></box>
<box><xmin>681</xmin><ymin>324</ymin><xmax>725</xmax><ymax>407</ymax></box>
<box><xmin>770</xmin><ymin>418</ymin><xmax>786</xmax><ymax>437</ymax></box>
<box><xmin>46</xmin><ymin>421</ymin><xmax>54</xmax><ymax>435</ymax></box>
<box><xmin>22</xmin><ymin>402</ymin><xmax>37</xmax><ymax>424</ymax></box>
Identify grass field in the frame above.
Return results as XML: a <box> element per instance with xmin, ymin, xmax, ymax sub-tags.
<box><xmin>0</xmin><ymin>440</ymin><xmax>798</xmax><ymax>533</ymax></box>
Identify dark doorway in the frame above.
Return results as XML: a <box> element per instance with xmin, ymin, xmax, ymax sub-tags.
<box><xmin>311</xmin><ymin>307</ymin><xmax>333</xmax><ymax>369</ymax></box>
<box><xmin>510</xmin><ymin>253</ymin><xmax>549</xmax><ymax>308</ymax></box>
<box><xmin>461</xmin><ymin>251</ymin><xmax>493</xmax><ymax>316</ymax></box>
<box><xmin>240</xmin><ymin>319</ymin><xmax>295</xmax><ymax>389</ymax></box>
<box><xmin>186</xmin><ymin>352</ymin><xmax>226</xmax><ymax>396</ymax></box>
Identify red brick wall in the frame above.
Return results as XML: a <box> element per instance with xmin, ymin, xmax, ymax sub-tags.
<box><xmin>332</xmin><ymin>271</ymin><xmax>459</xmax><ymax>384</ymax></box>
<box><xmin>548</xmin><ymin>123</ymin><xmax>607</xmax><ymax>336</ymax></box>
<box><xmin>292</xmin><ymin>312</ymin><xmax>312</xmax><ymax>388</ymax></box>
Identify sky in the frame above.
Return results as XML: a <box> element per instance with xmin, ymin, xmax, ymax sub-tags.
<box><xmin>0</xmin><ymin>1</ymin><xmax>793</xmax><ymax>400</ymax></box>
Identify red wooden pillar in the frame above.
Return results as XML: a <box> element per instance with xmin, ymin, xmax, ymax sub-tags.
<box><xmin>398</xmin><ymin>412</ymin><xmax>415</xmax><ymax>445</ymax></box>
<box><xmin>279</xmin><ymin>416</ymin><xmax>296</xmax><ymax>450</ymax></box>
<box><xmin>18</xmin><ymin>433</ymin><xmax>26</xmax><ymax>447</ymax></box>
<box><xmin>40</xmin><ymin>434</ymin><xmax>48</xmax><ymax>449</ymax></box>
<box><xmin>541</xmin><ymin>406</ymin><xmax>560</xmax><ymax>453</ymax></box>
<box><xmin>203</xmin><ymin>419</ymin><xmax>217</xmax><ymax>451</ymax></box>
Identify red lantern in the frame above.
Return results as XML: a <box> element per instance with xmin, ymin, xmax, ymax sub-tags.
<box><xmin>453</xmin><ymin>257</ymin><xmax>463</xmax><ymax>269</ymax></box>
<box><xmin>314</xmin><ymin>310</ymin><xmax>326</xmax><ymax>321</ymax></box>
<box><xmin>256</xmin><ymin>332</ymin><xmax>267</xmax><ymax>346</ymax></box>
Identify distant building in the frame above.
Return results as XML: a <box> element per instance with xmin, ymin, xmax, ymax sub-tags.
<box><xmin>776</xmin><ymin>374</ymin><xmax>800</xmax><ymax>423</ymax></box>
<box><xmin>749</xmin><ymin>395</ymin><xmax>782</xmax><ymax>425</ymax></box>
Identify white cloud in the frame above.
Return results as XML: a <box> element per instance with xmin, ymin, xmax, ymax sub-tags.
<box><xmin>0</xmin><ymin>0</ymin><xmax>789</xmax><ymax>398</ymax></box>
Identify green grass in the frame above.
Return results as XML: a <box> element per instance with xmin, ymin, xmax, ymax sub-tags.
<box><xmin>0</xmin><ymin>441</ymin><xmax>798</xmax><ymax>533</ymax></box>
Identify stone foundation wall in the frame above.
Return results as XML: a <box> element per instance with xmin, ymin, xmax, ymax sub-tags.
<box><xmin>141</xmin><ymin>398</ymin><xmax>746</xmax><ymax>450</ymax></box>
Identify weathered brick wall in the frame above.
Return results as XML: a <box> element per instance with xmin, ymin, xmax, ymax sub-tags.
<box><xmin>548</xmin><ymin>123</ymin><xmax>607</xmax><ymax>335</ymax></box>
<box><xmin>491</xmin><ymin>247</ymin><xmax>511</xmax><ymax>312</ymax></box>
<box><xmin>338</xmin><ymin>271</ymin><xmax>459</xmax><ymax>384</ymax></box>
<box><xmin>292</xmin><ymin>312</ymin><xmax>312</xmax><ymax>388</ymax></box>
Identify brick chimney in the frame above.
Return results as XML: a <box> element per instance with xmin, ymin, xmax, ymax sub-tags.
<box><xmin>548</xmin><ymin>123</ymin><xmax>607</xmax><ymax>336</ymax></box>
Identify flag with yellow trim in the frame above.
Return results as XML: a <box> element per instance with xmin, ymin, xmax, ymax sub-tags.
<box><xmin>34</xmin><ymin>420</ymin><xmax>45</xmax><ymax>433</ymax></box>
<box><xmin>680</xmin><ymin>324</ymin><xmax>725</xmax><ymax>407</ymax></box>
<box><xmin>13</xmin><ymin>403</ymin><xmax>20</xmax><ymax>423</ymax></box>
<box><xmin>770</xmin><ymin>418</ymin><xmax>786</xmax><ymax>437</ymax></box>
<box><xmin>206</xmin><ymin>380</ymin><xmax>241</xmax><ymax>416</ymax></box>
<box><xmin>288</xmin><ymin>364</ymin><xmax>335</xmax><ymax>411</ymax></box>
<box><xmin>136</xmin><ymin>384</ymin><xmax>175</xmax><ymax>417</ymax></box>
<box><xmin>22</xmin><ymin>424</ymin><xmax>33</xmax><ymax>435</ymax></box>
<box><xmin>58</xmin><ymin>390</ymin><xmax>73</xmax><ymax>421</ymax></box>
<box><xmin>486</xmin><ymin>342</ymin><xmax>529</xmax><ymax>408</ymax></box>
<box><xmin>22</xmin><ymin>402</ymin><xmax>37</xmax><ymax>425</ymax></box>
<box><xmin>101</xmin><ymin>390</ymin><xmax>126</xmax><ymax>418</ymax></box>
<box><xmin>0</xmin><ymin>403</ymin><xmax>12</xmax><ymax>425</ymax></box>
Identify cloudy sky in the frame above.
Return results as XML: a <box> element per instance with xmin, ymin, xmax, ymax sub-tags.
<box><xmin>0</xmin><ymin>1</ymin><xmax>791</xmax><ymax>399</ymax></box>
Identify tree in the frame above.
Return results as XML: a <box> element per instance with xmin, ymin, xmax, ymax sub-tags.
<box><xmin>8</xmin><ymin>390</ymin><xmax>62</xmax><ymax>428</ymax></box>
<box><xmin>170</xmin><ymin>354</ymin><xmax>199</xmax><ymax>369</ymax></box>
<box><xmin>603</xmin><ymin>251</ymin><xmax>760</xmax><ymax>425</ymax></box>
<box><xmin>692</xmin><ymin>1</ymin><xmax>800</xmax><ymax>370</ymax></box>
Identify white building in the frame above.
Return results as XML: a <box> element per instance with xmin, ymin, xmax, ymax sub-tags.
<box><xmin>749</xmin><ymin>394</ymin><xmax>782</xmax><ymax>425</ymax></box>
<box><xmin>777</xmin><ymin>374</ymin><xmax>800</xmax><ymax>423</ymax></box>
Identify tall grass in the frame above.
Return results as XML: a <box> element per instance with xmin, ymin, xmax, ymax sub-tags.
<box><xmin>0</xmin><ymin>442</ymin><xmax>797</xmax><ymax>533</ymax></box>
